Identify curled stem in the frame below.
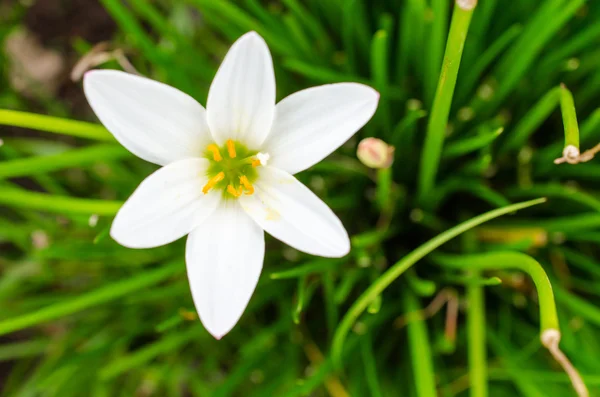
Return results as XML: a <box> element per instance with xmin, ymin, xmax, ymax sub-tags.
<box><xmin>435</xmin><ymin>251</ymin><xmax>588</xmax><ymax>397</ymax></box>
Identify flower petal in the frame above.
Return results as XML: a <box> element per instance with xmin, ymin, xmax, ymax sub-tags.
<box><xmin>111</xmin><ymin>158</ymin><xmax>220</xmax><ymax>249</ymax></box>
<box><xmin>264</xmin><ymin>83</ymin><xmax>379</xmax><ymax>174</ymax></box>
<box><xmin>239</xmin><ymin>166</ymin><xmax>350</xmax><ymax>257</ymax></box>
<box><xmin>186</xmin><ymin>202</ymin><xmax>265</xmax><ymax>339</ymax></box>
<box><xmin>206</xmin><ymin>32</ymin><xmax>276</xmax><ymax>149</ymax></box>
<box><xmin>84</xmin><ymin>70</ymin><xmax>211</xmax><ymax>166</ymax></box>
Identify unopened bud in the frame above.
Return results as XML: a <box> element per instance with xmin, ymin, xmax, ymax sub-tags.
<box><xmin>357</xmin><ymin>138</ymin><xmax>395</xmax><ymax>169</ymax></box>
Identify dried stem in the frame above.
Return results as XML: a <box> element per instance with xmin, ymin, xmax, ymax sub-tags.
<box><xmin>71</xmin><ymin>43</ymin><xmax>141</xmax><ymax>81</ymax></box>
<box><xmin>394</xmin><ymin>287</ymin><xmax>458</xmax><ymax>344</ymax></box>
<box><xmin>541</xmin><ymin>329</ymin><xmax>589</xmax><ymax>397</ymax></box>
<box><xmin>554</xmin><ymin>143</ymin><xmax>600</xmax><ymax>164</ymax></box>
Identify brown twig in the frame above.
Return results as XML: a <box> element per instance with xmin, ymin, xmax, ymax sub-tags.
<box><xmin>71</xmin><ymin>42</ymin><xmax>141</xmax><ymax>81</ymax></box>
<box><xmin>554</xmin><ymin>143</ymin><xmax>600</xmax><ymax>165</ymax></box>
<box><xmin>394</xmin><ymin>288</ymin><xmax>459</xmax><ymax>344</ymax></box>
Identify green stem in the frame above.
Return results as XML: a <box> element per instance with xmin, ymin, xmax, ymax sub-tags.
<box><xmin>404</xmin><ymin>290</ymin><xmax>437</xmax><ymax>397</ymax></box>
<box><xmin>559</xmin><ymin>84</ymin><xmax>580</xmax><ymax>150</ymax></box>
<box><xmin>361</xmin><ymin>335</ymin><xmax>383</xmax><ymax>397</ymax></box>
<box><xmin>376</xmin><ymin>167</ymin><xmax>392</xmax><ymax>211</ymax></box>
<box><xmin>418</xmin><ymin>0</ymin><xmax>477</xmax><ymax>203</ymax></box>
<box><xmin>331</xmin><ymin>198</ymin><xmax>546</xmax><ymax>366</ymax></box>
<box><xmin>468</xmin><ymin>270</ymin><xmax>487</xmax><ymax>397</ymax></box>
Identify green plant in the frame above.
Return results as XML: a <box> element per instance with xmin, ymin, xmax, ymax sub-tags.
<box><xmin>1</xmin><ymin>0</ymin><xmax>600</xmax><ymax>396</ymax></box>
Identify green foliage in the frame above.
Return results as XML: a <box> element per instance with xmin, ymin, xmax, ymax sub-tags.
<box><xmin>1</xmin><ymin>0</ymin><xmax>600</xmax><ymax>396</ymax></box>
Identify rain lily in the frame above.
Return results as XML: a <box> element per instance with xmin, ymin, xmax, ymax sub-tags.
<box><xmin>83</xmin><ymin>32</ymin><xmax>379</xmax><ymax>339</ymax></box>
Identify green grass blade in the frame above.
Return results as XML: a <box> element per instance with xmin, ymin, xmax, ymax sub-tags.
<box><xmin>100</xmin><ymin>325</ymin><xmax>202</xmax><ymax>380</ymax></box>
<box><xmin>0</xmin><ymin>262</ymin><xmax>182</xmax><ymax>336</ymax></box>
<box><xmin>0</xmin><ymin>186</ymin><xmax>123</xmax><ymax>215</ymax></box>
<box><xmin>500</xmin><ymin>87</ymin><xmax>561</xmax><ymax>153</ymax></box>
<box><xmin>361</xmin><ymin>335</ymin><xmax>384</xmax><ymax>397</ymax></box>
<box><xmin>455</xmin><ymin>23</ymin><xmax>522</xmax><ymax>105</ymax></box>
<box><xmin>418</xmin><ymin>0</ymin><xmax>477</xmax><ymax>202</ymax></box>
<box><xmin>0</xmin><ymin>110</ymin><xmax>113</xmax><ymax>141</ymax></box>
<box><xmin>424</xmin><ymin>0</ymin><xmax>448</xmax><ymax>107</ymax></box>
<box><xmin>404</xmin><ymin>290</ymin><xmax>437</xmax><ymax>397</ymax></box>
<box><xmin>443</xmin><ymin>127</ymin><xmax>503</xmax><ymax>159</ymax></box>
<box><xmin>0</xmin><ymin>144</ymin><xmax>129</xmax><ymax>179</ymax></box>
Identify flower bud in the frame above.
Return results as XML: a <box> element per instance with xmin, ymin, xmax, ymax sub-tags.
<box><xmin>357</xmin><ymin>138</ymin><xmax>395</xmax><ymax>169</ymax></box>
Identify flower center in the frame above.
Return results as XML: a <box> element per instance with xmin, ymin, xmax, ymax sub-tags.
<box><xmin>202</xmin><ymin>139</ymin><xmax>267</xmax><ymax>198</ymax></box>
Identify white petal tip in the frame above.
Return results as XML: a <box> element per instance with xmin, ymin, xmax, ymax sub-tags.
<box><xmin>242</xmin><ymin>31</ymin><xmax>262</xmax><ymax>40</ymax></box>
<box><xmin>236</xmin><ymin>31</ymin><xmax>267</xmax><ymax>47</ymax></box>
<box><xmin>109</xmin><ymin>224</ymin><xmax>137</xmax><ymax>249</ymax></box>
<box><xmin>365</xmin><ymin>86</ymin><xmax>381</xmax><ymax>102</ymax></box>
<box><xmin>310</xmin><ymin>236</ymin><xmax>351</xmax><ymax>258</ymax></box>
<box><xmin>205</xmin><ymin>325</ymin><xmax>232</xmax><ymax>340</ymax></box>
<box><xmin>338</xmin><ymin>83</ymin><xmax>380</xmax><ymax>113</ymax></box>
<box><xmin>330</xmin><ymin>243</ymin><xmax>351</xmax><ymax>258</ymax></box>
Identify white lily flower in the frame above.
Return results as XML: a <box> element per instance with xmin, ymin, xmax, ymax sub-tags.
<box><xmin>84</xmin><ymin>31</ymin><xmax>379</xmax><ymax>339</ymax></box>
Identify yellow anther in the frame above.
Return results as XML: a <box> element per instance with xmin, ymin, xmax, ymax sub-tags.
<box><xmin>227</xmin><ymin>184</ymin><xmax>243</xmax><ymax>197</ymax></box>
<box><xmin>244</xmin><ymin>185</ymin><xmax>254</xmax><ymax>195</ymax></box>
<box><xmin>251</xmin><ymin>159</ymin><xmax>261</xmax><ymax>167</ymax></box>
<box><xmin>226</xmin><ymin>139</ymin><xmax>237</xmax><ymax>158</ymax></box>
<box><xmin>239</xmin><ymin>175</ymin><xmax>254</xmax><ymax>195</ymax></box>
<box><xmin>202</xmin><ymin>172</ymin><xmax>225</xmax><ymax>194</ymax></box>
<box><xmin>207</xmin><ymin>144</ymin><xmax>223</xmax><ymax>162</ymax></box>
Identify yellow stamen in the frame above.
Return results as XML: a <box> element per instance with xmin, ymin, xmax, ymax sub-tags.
<box><xmin>226</xmin><ymin>139</ymin><xmax>237</xmax><ymax>158</ymax></box>
<box><xmin>251</xmin><ymin>159</ymin><xmax>261</xmax><ymax>167</ymax></box>
<box><xmin>202</xmin><ymin>172</ymin><xmax>225</xmax><ymax>194</ymax></box>
<box><xmin>227</xmin><ymin>184</ymin><xmax>243</xmax><ymax>197</ymax></box>
<box><xmin>239</xmin><ymin>175</ymin><xmax>254</xmax><ymax>195</ymax></box>
<box><xmin>207</xmin><ymin>144</ymin><xmax>223</xmax><ymax>162</ymax></box>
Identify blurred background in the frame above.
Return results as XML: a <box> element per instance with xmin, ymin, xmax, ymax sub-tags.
<box><xmin>1</xmin><ymin>0</ymin><xmax>600</xmax><ymax>396</ymax></box>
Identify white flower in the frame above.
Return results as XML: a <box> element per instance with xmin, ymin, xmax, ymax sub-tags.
<box><xmin>83</xmin><ymin>31</ymin><xmax>379</xmax><ymax>339</ymax></box>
